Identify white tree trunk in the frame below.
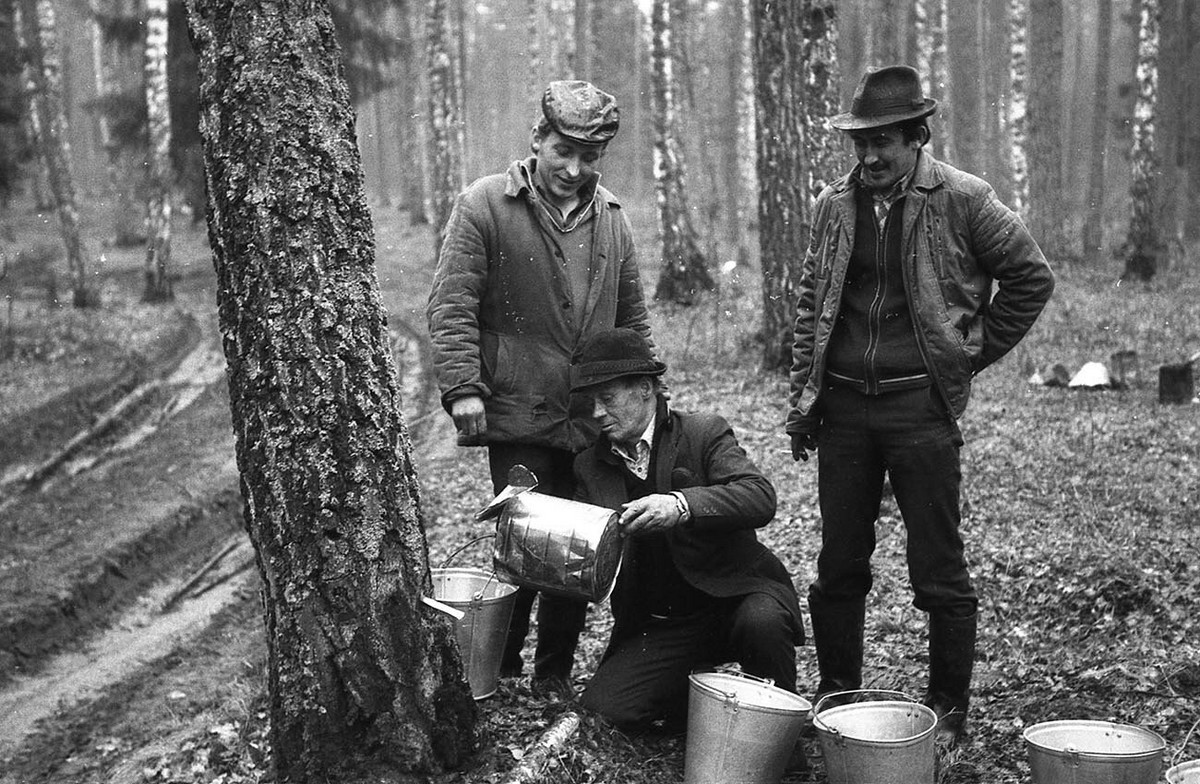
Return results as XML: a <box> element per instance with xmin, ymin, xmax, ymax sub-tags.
<box><xmin>1123</xmin><ymin>0</ymin><xmax>1161</xmax><ymax>280</ymax></box>
<box><xmin>143</xmin><ymin>0</ymin><xmax>173</xmax><ymax>302</ymax></box>
<box><xmin>1007</xmin><ymin>0</ymin><xmax>1030</xmax><ymax>216</ymax></box>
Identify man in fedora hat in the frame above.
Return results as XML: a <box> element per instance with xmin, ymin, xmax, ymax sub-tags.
<box><xmin>572</xmin><ymin>328</ymin><xmax>804</xmax><ymax>734</ymax></box>
<box><xmin>785</xmin><ymin>65</ymin><xmax>1055</xmax><ymax>746</ymax></box>
<box><xmin>428</xmin><ymin>81</ymin><xmax>657</xmax><ymax>700</ymax></box>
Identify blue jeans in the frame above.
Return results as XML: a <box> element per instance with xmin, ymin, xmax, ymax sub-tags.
<box><xmin>811</xmin><ymin>384</ymin><xmax>977</xmax><ymax>618</ymax></box>
<box><xmin>487</xmin><ymin>442</ymin><xmax>588</xmax><ymax>680</ymax></box>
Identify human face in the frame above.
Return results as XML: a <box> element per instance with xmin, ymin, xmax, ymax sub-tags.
<box><xmin>532</xmin><ymin>130</ymin><xmax>605</xmax><ymax>210</ymax></box>
<box><xmin>849</xmin><ymin>125</ymin><xmax>922</xmax><ymax>192</ymax></box>
<box><xmin>586</xmin><ymin>377</ymin><xmax>654</xmax><ymax>448</ymax></box>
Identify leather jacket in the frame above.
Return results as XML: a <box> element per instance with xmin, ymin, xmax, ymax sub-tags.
<box><xmin>787</xmin><ymin>151</ymin><xmax>1054</xmax><ymax>431</ymax></box>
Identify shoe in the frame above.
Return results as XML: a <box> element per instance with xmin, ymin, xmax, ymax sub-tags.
<box><xmin>531</xmin><ymin>675</ymin><xmax>576</xmax><ymax>702</ymax></box>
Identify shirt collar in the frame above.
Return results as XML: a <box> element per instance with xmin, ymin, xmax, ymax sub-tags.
<box><xmin>611</xmin><ymin>410</ymin><xmax>656</xmax><ymax>468</ymax></box>
<box><xmin>513</xmin><ymin>157</ymin><xmax>601</xmax><ymax>232</ymax></box>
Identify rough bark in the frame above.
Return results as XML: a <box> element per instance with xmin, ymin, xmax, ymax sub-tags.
<box><xmin>426</xmin><ymin>0</ymin><xmax>465</xmax><ymax>254</ymax></box>
<box><xmin>16</xmin><ymin>0</ymin><xmax>98</xmax><ymax>307</ymax></box>
<box><xmin>1027</xmin><ymin>0</ymin><xmax>1070</xmax><ymax>260</ymax></box>
<box><xmin>1123</xmin><ymin>0</ymin><xmax>1162</xmax><ymax>281</ymax></box>
<box><xmin>754</xmin><ymin>0</ymin><xmax>805</xmax><ymax>371</ymax></box>
<box><xmin>1008</xmin><ymin>0</ymin><xmax>1030</xmax><ymax>217</ymax></box>
<box><xmin>184</xmin><ymin>1</ymin><xmax>477</xmax><ymax>779</ymax></box>
<box><xmin>1083</xmin><ymin>0</ymin><xmax>1114</xmax><ymax>255</ymax></box>
<box><xmin>142</xmin><ymin>0</ymin><xmax>173</xmax><ymax>302</ymax></box>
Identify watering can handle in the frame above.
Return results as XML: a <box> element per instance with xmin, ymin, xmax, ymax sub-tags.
<box><xmin>439</xmin><ymin>534</ymin><xmax>494</xmax><ymax>568</ymax></box>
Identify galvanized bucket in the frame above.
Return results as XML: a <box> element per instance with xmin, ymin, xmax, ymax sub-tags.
<box><xmin>813</xmin><ymin>690</ymin><xmax>937</xmax><ymax>784</ymax></box>
<box><xmin>1023</xmin><ymin>720</ymin><xmax>1165</xmax><ymax>784</ymax></box>
<box><xmin>429</xmin><ymin>567</ymin><xmax>518</xmax><ymax>700</ymax></box>
<box><xmin>1167</xmin><ymin>760</ymin><xmax>1200</xmax><ymax>784</ymax></box>
<box><xmin>683</xmin><ymin>669</ymin><xmax>811</xmax><ymax>784</ymax></box>
<box><xmin>486</xmin><ymin>490</ymin><xmax>626</xmax><ymax>603</ymax></box>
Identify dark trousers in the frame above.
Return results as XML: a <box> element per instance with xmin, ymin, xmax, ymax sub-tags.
<box><xmin>488</xmin><ymin>442</ymin><xmax>588</xmax><ymax>680</ymax></box>
<box><xmin>812</xmin><ymin>384</ymin><xmax>978</xmax><ymax>618</ymax></box>
<box><xmin>580</xmin><ymin>593</ymin><xmax>797</xmax><ymax>730</ymax></box>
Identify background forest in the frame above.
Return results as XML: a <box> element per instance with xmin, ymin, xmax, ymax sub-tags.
<box><xmin>0</xmin><ymin>1</ymin><xmax>1198</xmax><ymax>784</ymax></box>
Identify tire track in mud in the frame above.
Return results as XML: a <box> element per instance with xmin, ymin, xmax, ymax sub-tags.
<box><xmin>0</xmin><ymin>305</ymin><xmax>448</xmax><ymax>762</ymax></box>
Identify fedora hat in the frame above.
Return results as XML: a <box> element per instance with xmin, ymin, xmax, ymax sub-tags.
<box><xmin>830</xmin><ymin>65</ymin><xmax>937</xmax><ymax>131</ymax></box>
<box><xmin>570</xmin><ymin>328</ymin><xmax>666</xmax><ymax>392</ymax></box>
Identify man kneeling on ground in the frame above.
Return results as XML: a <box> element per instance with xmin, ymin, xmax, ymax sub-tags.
<box><xmin>571</xmin><ymin>327</ymin><xmax>804</xmax><ymax>730</ymax></box>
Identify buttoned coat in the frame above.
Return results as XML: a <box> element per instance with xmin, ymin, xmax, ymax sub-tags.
<box><xmin>574</xmin><ymin>404</ymin><xmax>804</xmax><ymax>656</ymax></box>
<box><xmin>786</xmin><ymin>152</ymin><xmax>1055</xmax><ymax>434</ymax></box>
<box><xmin>428</xmin><ymin>159</ymin><xmax>654</xmax><ymax>452</ymax></box>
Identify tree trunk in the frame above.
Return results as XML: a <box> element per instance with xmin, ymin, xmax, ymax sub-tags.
<box><xmin>1184</xmin><ymin>4</ymin><xmax>1200</xmax><ymax>244</ymax></box>
<box><xmin>142</xmin><ymin>0</ymin><xmax>173</xmax><ymax>303</ymax></box>
<box><xmin>1007</xmin><ymin>0</ymin><xmax>1030</xmax><ymax>217</ymax></box>
<box><xmin>184</xmin><ymin>1</ymin><xmax>477</xmax><ymax>779</ymax></box>
<box><xmin>16</xmin><ymin>0</ymin><xmax>98</xmax><ymax>307</ymax></box>
<box><xmin>1027</xmin><ymin>0</ymin><xmax>1069</xmax><ymax>260</ymax></box>
<box><xmin>1083</xmin><ymin>0</ymin><xmax>1114</xmax><ymax>255</ymax></box>
<box><xmin>575</xmin><ymin>0</ymin><xmax>594</xmax><ymax>79</ymax></box>
<box><xmin>528</xmin><ymin>0</ymin><xmax>575</xmax><ymax>90</ymax></box>
<box><xmin>426</xmin><ymin>0</ymin><xmax>465</xmax><ymax>254</ymax></box>
<box><xmin>754</xmin><ymin>0</ymin><xmax>806</xmax><ymax>371</ymax></box>
<box><xmin>721</xmin><ymin>0</ymin><xmax>752</xmax><ymax>264</ymax></box>
<box><xmin>650</xmin><ymin>0</ymin><xmax>713</xmax><ymax>306</ymax></box>
<box><xmin>398</xmin><ymin>0</ymin><xmax>428</xmax><ymax>224</ymax></box>
<box><xmin>1123</xmin><ymin>0</ymin><xmax>1162</xmax><ymax>281</ymax></box>
<box><xmin>916</xmin><ymin>0</ymin><xmax>954</xmax><ymax>162</ymax></box>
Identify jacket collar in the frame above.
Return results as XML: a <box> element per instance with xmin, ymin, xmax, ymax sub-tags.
<box><xmin>504</xmin><ymin>157</ymin><xmax>620</xmax><ymax>207</ymax></box>
<box><xmin>597</xmin><ymin>397</ymin><xmax>673</xmax><ymax>469</ymax></box>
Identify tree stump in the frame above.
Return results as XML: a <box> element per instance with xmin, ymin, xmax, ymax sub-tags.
<box><xmin>1158</xmin><ymin>361</ymin><xmax>1195</xmax><ymax>404</ymax></box>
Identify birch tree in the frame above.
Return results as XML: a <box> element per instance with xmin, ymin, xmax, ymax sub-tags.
<box><xmin>426</xmin><ymin>0</ymin><xmax>465</xmax><ymax>254</ymax></box>
<box><xmin>915</xmin><ymin>0</ymin><xmax>954</xmax><ymax>162</ymax></box>
<box><xmin>142</xmin><ymin>0</ymin><xmax>172</xmax><ymax>302</ymax></box>
<box><xmin>184</xmin><ymin>0</ymin><xmax>477</xmax><ymax>778</ymax></box>
<box><xmin>16</xmin><ymin>0</ymin><xmax>99</xmax><ymax>307</ymax></box>
<box><xmin>1082</xmin><ymin>0</ymin><xmax>1113</xmax><ymax>255</ymax></box>
<box><xmin>650</xmin><ymin>0</ymin><xmax>713</xmax><ymax>306</ymax></box>
<box><xmin>1007</xmin><ymin>0</ymin><xmax>1029</xmax><ymax>217</ymax></box>
<box><xmin>1123</xmin><ymin>0</ymin><xmax>1162</xmax><ymax>281</ymax></box>
<box><xmin>1027</xmin><ymin>0</ymin><xmax>1069</xmax><ymax>259</ymax></box>
<box><xmin>754</xmin><ymin>0</ymin><xmax>805</xmax><ymax>370</ymax></box>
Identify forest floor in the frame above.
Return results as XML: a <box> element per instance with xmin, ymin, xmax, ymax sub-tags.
<box><xmin>0</xmin><ymin>193</ymin><xmax>1198</xmax><ymax>784</ymax></box>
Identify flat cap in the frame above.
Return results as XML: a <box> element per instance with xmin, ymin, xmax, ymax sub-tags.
<box><xmin>542</xmin><ymin>80</ymin><xmax>620</xmax><ymax>145</ymax></box>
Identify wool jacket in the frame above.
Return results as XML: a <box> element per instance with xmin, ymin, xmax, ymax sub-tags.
<box><xmin>427</xmin><ymin>158</ymin><xmax>654</xmax><ymax>452</ymax></box>
<box><xmin>574</xmin><ymin>402</ymin><xmax>804</xmax><ymax>655</ymax></box>
<box><xmin>787</xmin><ymin>151</ymin><xmax>1055</xmax><ymax>432</ymax></box>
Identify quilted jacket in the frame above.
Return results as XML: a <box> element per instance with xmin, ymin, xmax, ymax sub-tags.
<box><xmin>787</xmin><ymin>151</ymin><xmax>1055</xmax><ymax>432</ymax></box>
<box><xmin>427</xmin><ymin>158</ymin><xmax>654</xmax><ymax>451</ymax></box>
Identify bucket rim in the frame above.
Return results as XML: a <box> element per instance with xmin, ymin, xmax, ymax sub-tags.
<box><xmin>687</xmin><ymin>670</ymin><xmax>812</xmax><ymax>716</ymax></box>
<box><xmin>812</xmin><ymin>690</ymin><xmax>936</xmax><ymax>746</ymax></box>
<box><xmin>1167</xmin><ymin>759</ymin><xmax>1200</xmax><ymax>783</ymax></box>
<box><xmin>1023</xmin><ymin>719</ymin><xmax>1167</xmax><ymax>759</ymax></box>
<box><xmin>429</xmin><ymin>567</ymin><xmax>520</xmax><ymax>603</ymax></box>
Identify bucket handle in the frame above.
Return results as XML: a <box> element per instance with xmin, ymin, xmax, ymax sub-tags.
<box><xmin>693</xmin><ymin>666</ymin><xmax>777</xmax><ymax>714</ymax></box>
<box><xmin>812</xmin><ymin>689</ymin><xmax>920</xmax><ymax>737</ymax></box>
<box><xmin>1173</xmin><ymin>717</ymin><xmax>1200</xmax><ymax>766</ymax></box>
<box><xmin>439</xmin><ymin>534</ymin><xmax>494</xmax><ymax>569</ymax></box>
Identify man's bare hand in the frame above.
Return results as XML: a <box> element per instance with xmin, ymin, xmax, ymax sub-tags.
<box><xmin>619</xmin><ymin>493</ymin><xmax>682</xmax><ymax>536</ymax></box>
<box><xmin>450</xmin><ymin>395</ymin><xmax>487</xmax><ymax>444</ymax></box>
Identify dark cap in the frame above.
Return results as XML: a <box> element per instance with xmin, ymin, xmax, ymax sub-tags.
<box><xmin>570</xmin><ymin>328</ymin><xmax>666</xmax><ymax>392</ymax></box>
<box><xmin>830</xmin><ymin>65</ymin><xmax>937</xmax><ymax>131</ymax></box>
<box><xmin>542</xmin><ymin>80</ymin><xmax>620</xmax><ymax>145</ymax></box>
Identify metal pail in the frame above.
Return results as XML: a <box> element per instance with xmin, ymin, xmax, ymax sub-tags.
<box><xmin>1023</xmin><ymin>720</ymin><xmax>1165</xmax><ymax>784</ymax></box>
<box><xmin>683</xmin><ymin>670</ymin><xmax>811</xmax><ymax>784</ymax></box>
<box><xmin>1167</xmin><ymin>760</ymin><xmax>1200</xmax><ymax>784</ymax></box>
<box><xmin>430</xmin><ymin>567</ymin><xmax>518</xmax><ymax>700</ymax></box>
<box><xmin>813</xmin><ymin>690</ymin><xmax>937</xmax><ymax>784</ymax></box>
<box><xmin>492</xmin><ymin>491</ymin><xmax>625</xmax><ymax>603</ymax></box>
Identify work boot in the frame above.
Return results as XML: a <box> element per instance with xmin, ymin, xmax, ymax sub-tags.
<box><xmin>807</xmin><ymin>591</ymin><xmax>866</xmax><ymax>707</ymax></box>
<box><xmin>923</xmin><ymin>612</ymin><xmax>977</xmax><ymax>749</ymax></box>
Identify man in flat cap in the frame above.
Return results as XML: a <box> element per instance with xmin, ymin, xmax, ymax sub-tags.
<box><xmin>571</xmin><ymin>328</ymin><xmax>803</xmax><ymax>735</ymax></box>
<box><xmin>428</xmin><ymin>81</ymin><xmax>657</xmax><ymax>700</ymax></box>
<box><xmin>785</xmin><ymin>65</ymin><xmax>1055</xmax><ymax>746</ymax></box>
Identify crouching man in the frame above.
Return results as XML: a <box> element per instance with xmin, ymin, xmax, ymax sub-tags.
<box><xmin>572</xmin><ymin>328</ymin><xmax>804</xmax><ymax>731</ymax></box>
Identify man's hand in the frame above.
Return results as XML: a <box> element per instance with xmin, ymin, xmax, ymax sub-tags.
<box><xmin>790</xmin><ymin>432</ymin><xmax>818</xmax><ymax>462</ymax></box>
<box><xmin>450</xmin><ymin>395</ymin><xmax>487</xmax><ymax>444</ymax></box>
<box><xmin>618</xmin><ymin>494</ymin><xmax>682</xmax><ymax>536</ymax></box>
